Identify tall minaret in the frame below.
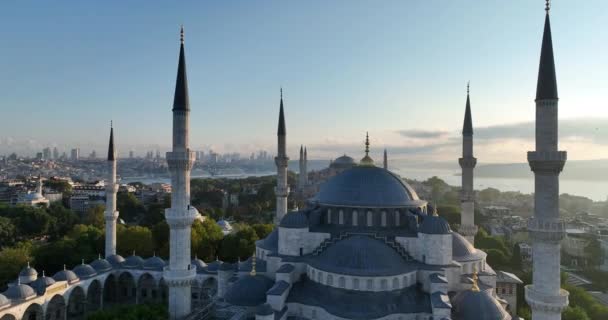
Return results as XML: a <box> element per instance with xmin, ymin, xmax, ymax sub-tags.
<box><xmin>298</xmin><ymin>145</ymin><xmax>305</xmax><ymax>190</ymax></box>
<box><xmin>164</xmin><ymin>26</ymin><xmax>198</xmax><ymax>320</ymax></box>
<box><xmin>303</xmin><ymin>146</ymin><xmax>308</xmax><ymax>185</ymax></box>
<box><xmin>275</xmin><ymin>88</ymin><xmax>289</xmax><ymax>223</ymax></box>
<box><xmin>525</xmin><ymin>2</ymin><xmax>569</xmax><ymax>320</ymax></box>
<box><xmin>383</xmin><ymin>149</ymin><xmax>388</xmax><ymax>170</ymax></box>
<box><xmin>104</xmin><ymin>124</ymin><xmax>119</xmax><ymax>257</ymax></box>
<box><xmin>458</xmin><ymin>83</ymin><xmax>478</xmax><ymax>244</ymax></box>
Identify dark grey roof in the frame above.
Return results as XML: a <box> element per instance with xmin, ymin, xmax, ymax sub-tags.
<box><xmin>256</xmin><ymin>228</ymin><xmax>278</xmax><ymax>252</ymax></box>
<box><xmin>267</xmin><ymin>280</ymin><xmax>290</xmax><ymax>296</ymax></box>
<box><xmin>19</xmin><ymin>266</ymin><xmax>37</xmax><ymax>277</ymax></box>
<box><xmin>0</xmin><ymin>294</ymin><xmax>9</xmax><ymax>307</ymax></box>
<box><xmin>419</xmin><ymin>215</ymin><xmax>451</xmax><ymax>235</ymax></box>
<box><xmin>191</xmin><ymin>258</ymin><xmax>207</xmax><ymax>271</ymax></box>
<box><xmin>432</xmin><ymin>292</ymin><xmax>452</xmax><ymax>309</ymax></box>
<box><xmin>310</xmin><ymin>235</ymin><xmax>415</xmax><ymax>276</ymax></box>
<box><xmin>256</xmin><ymin>303</ymin><xmax>274</xmax><ymax>316</ymax></box>
<box><xmin>314</xmin><ymin>166</ymin><xmax>421</xmax><ymax>207</ymax></box>
<box><xmin>331</xmin><ymin>155</ymin><xmax>356</xmax><ymax>169</ymax></box>
<box><xmin>239</xmin><ymin>258</ymin><xmax>267</xmax><ymax>273</ymax></box>
<box><xmin>280</xmin><ymin>211</ymin><xmax>309</xmax><ymax>228</ymax></box>
<box><xmin>536</xmin><ymin>12</ymin><xmax>558</xmax><ymax>100</ymax></box>
<box><xmin>123</xmin><ymin>255</ymin><xmax>144</xmax><ymax>269</ymax></box>
<box><xmin>172</xmin><ymin>27</ymin><xmax>190</xmax><ymax>112</ymax></box>
<box><xmin>277</xmin><ymin>90</ymin><xmax>285</xmax><ymax>135</ymax></box>
<box><xmin>219</xmin><ymin>262</ymin><xmax>236</xmax><ymax>272</ymax></box>
<box><xmin>53</xmin><ymin>270</ymin><xmax>79</xmax><ymax>283</ymax></box>
<box><xmin>205</xmin><ymin>261</ymin><xmax>221</xmax><ymax>273</ymax></box>
<box><xmin>224</xmin><ymin>275</ymin><xmax>273</xmax><ymax>307</ymax></box>
<box><xmin>430</xmin><ymin>273</ymin><xmax>448</xmax><ymax>284</ymax></box>
<box><xmin>143</xmin><ymin>256</ymin><xmax>166</xmax><ymax>271</ymax></box>
<box><xmin>452</xmin><ymin>233</ymin><xmax>486</xmax><ymax>262</ymax></box>
<box><xmin>3</xmin><ymin>284</ymin><xmax>36</xmax><ymax>301</ymax></box>
<box><xmin>31</xmin><ymin>276</ymin><xmax>56</xmax><ymax>295</ymax></box>
<box><xmin>463</xmin><ymin>91</ymin><xmax>473</xmax><ymax>136</ymax></box>
<box><xmin>73</xmin><ymin>264</ymin><xmax>97</xmax><ymax>279</ymax></box>
<box><xmin>91</xmin><ymin>258</ymin><xmax>113</xmax><ymax>273</ymax></box>
<box><xmin>451</xmin><ymin>290</ymin><xmax>511</xmax><ymax>320</ymax></box>
<box><xmin>107</xmin><ymin>126</ymin><xmax>115</xmax><ymax>161</ymax></box>
<box><xmin>276</xmin><ymin>264</ymin><xmax>295</xmax><ymax>274</ymax></box>
<box><xmin>106</xmin><ymin>254</ymin><xmax>125</xmax><ymax>267</ymax></box>
<box><xmin>287</xmin><ymin>278</ymin><xmax>431</xmax><ymax>319</ymax></box>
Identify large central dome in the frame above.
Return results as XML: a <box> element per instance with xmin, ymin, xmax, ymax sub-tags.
<box><xmin>314</xmin><ymin>166</ymin><xmax>421</xmax><ymax>208</ymax></box>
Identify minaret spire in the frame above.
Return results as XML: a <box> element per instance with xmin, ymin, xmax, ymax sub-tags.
<box><xmin>525</xmin><ymin>2</ymin><xmax>569</xmax><ymax>319</ymax></box>
<box><xmin>104</xmin><ymin>123</ymin><xmax>119</xmax><ymax>257</ymax></box>
<box><xmin>383</xmin><ymin>148</ymin><xmax>388</xmax><ymax>170</ymax></box>
<box><xmin>165</xmin><ymin>26</ymin><xmax>198</xmax><ymax>320</ymax></box>
<box><xmin>459</xmin><ymin>82</ymin><xmax>478</xmax><ymax>243</ymax></box>
<box><xmin>275</xmin><ymin>88</ymin><xmax>289</xmax><ymax>222</ymax></box>
<box><xmin>360</xmin><ymin>132</ymin><xmax>374</xmax><ymax>166</ymax></box>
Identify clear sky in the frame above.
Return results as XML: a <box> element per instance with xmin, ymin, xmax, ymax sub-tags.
<box><xmin>0</xmin><ymin>0</ymin><xmax>606</xmax><ymax>163</ymax></box>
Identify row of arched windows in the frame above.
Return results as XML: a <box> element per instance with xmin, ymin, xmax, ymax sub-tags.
<box><xmin>308</xmin><ymin>267</ymin><xmax>416</xmax><ymax>291</ymax></box>
<box><xmin>325</xmin><ymin>207</ymin><xmax>425</xmax><ymax>228</ymax></box>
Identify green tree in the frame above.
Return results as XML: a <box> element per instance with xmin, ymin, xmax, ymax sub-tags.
<box><xmin>0</xmin><ymin>243</ymin><xmax>33</xmax><ymax>289</ymax></box>
<box><xmin>584</xmin><ymin>238</ymin><xmax>603</xmax><ymax>268</ymax></box>
<box><xmin>191</xmin><ymin>219</ymin><xmax>224</xmax><ymax>261</ymax></box>
<box><xmin>512</xmin><ymin>243</ymin><xmax>523</xmax><ymax>269</ymax></box>
<box><xmin>218</xmin><ymin>225</ymin><xmax>258</xmax><ymax>262</ymax></box>
<box><xmin>251</xmin><ymin>223</ymin><xmax>274</xmax><ymax>239</ymax></box>
<box><xmin>85</xmin><ymin>205</ymin><xmax>105</xmax><ymax>229</ymax></box>
<box><xmin>151</xmin><ymin>222</ymin><xmax>169</xmax><ymax>257</ymax></box>
<box><xmin>0</xmin><ymin>217</ymin><xmax>17</xmax><ymax>248</ymax></box>
<box><xmin>14</xmin><ymin>206</ymin><xmax>54</xmax><ymax>237</ymax></box>
<box><xmin>437</xmin><ymin>205</ymin><xmax>461</xmax><ymax>228</ymax></box>
<box><xmin>563</xmin><ymin>306</ymin><xmax>590</xmax><ymax>320</ymax></box>
<box><xmin>117</xmin><ymin>225</ymin><xmax>154</xmax><ymax>257</ymax></box>
<box><xmin>117</xmin><ymin>192</ymin><xmax>146</xmax><ymax>223</ymax></box>
<box><xmin>486</xmin><ymin>249</ymin><xmax>510</xmax><ymax>268</ymax></box>
<box><xmin>47</xmin><ymin>202</ymin><xmax>79</xmax><ymax>240</ymax></box>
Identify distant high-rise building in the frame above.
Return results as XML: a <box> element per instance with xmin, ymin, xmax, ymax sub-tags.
<box><xmin>52</xmin><ymin>147</ymin><xmax>59</xmax><ymax>160</ymax></box>
<box><xmin>70</xmin><ymin>148</ymin><xmax>80</xmax><ymax>161</ymax></box>
<box><xmin>35</xmin><ymin>152</ymin><xmax>43</xmax><ymax>161</ymax></box>
<box><xmin>42</xmin><ymin>147</ymin><xmax>51</xmax><ymax>160</ymax></box>
<box><xmin>129</xmin><ymin>150</ymin><xmax>134</xmax><ymax>159</ymax></box>
<box><xmin>90</xmin><ymin>150</ymin><xmax>97</xmax><ymax>159</ymax></box>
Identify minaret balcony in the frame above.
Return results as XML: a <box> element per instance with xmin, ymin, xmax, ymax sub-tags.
<box><xmin>163</xmin><ymin>267</ymin><xmax>197</xmax><ymax>287</ymax></box>
<box><xmin>165</xmin><ymin>207</ymin><xmax>199</xmax><ymax>228</ymax></box>
<box><xmin>105</xmin><ymin>183</ymin><xmax>119</xmax><ymax>193</ymax></box>
<box><xmin>274</xmin><ymin>186</ymin><xmax>290</xmax><ymax>197</ymax></box>
<box><xmin>460</xmin><ymin>190</ymin><xmax>475</xmax><ymax>202</ymax></box>
<box><xmin>527</xmin><ymin>151</ymin><xmax>567</xmax><ymax>174</ymax></box>
<box><xmin>458</xmin><ymin>157</ymin><xmax>477</xmax><ymax>168</ymax></box>
<box><xmin>167</xmin><ymin>150</ymin><xmax>195</xmax><ymax>170</ymax></box>
<box><xmin>275</xmin><ymin>156</ymin><xmax>289</xmax><ymax>167</ymax></box>
<box><xmin>525</xmin><ymin>285</ymin><xmax>569</xmax><ymax>313</ymax></box>
<box><xmin>527</xmin><ymin>218</ymin><xmax>565</xmax><ymax>241</ymax></box>
<box><xmin>458</xmin><ymin>224</ymin><xmax>478</xmax><ymax>237</ymax></box>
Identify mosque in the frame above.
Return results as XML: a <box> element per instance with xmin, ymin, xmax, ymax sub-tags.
<box><xmin>0</xmin><ymin>2</ymin><xmax>566</xmax><ymax>320</ymax></box>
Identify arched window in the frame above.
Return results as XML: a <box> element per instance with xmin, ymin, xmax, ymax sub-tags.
<box><xmin>367</xmin><ymin>211</ymin><xmax>373</xmax><ymax>227</ymax></box>
<box><xmin>381</xmin><ymin>211</ymin><xmax>387</xmax><ymax>227</ymax></box>
<box><xmin>395</xmin><ymin>210</ymin><xmax>400</xmax><ymax>226</ymax></box>
<box><xmin>353</xmin><ymin>278</ymin><xmax>360</xmax><ymax>290</ymax></box>
<box><xmin>339</xmin><ymin>277</ymin><xmax>346</xmax><ymax>288</ymax></box>
<box><xmin>339</xmin><ymin>210</ymin><xmax>344</xmax><ymax>225</ymax></box>
<box><xmin>352</xmin><ymin>211</ymin><xmax>358</xmax><ymax>226</ymax></box>
<box><xmin>402</xmin><ymin>276</ymin><xmax>408</xmax><ymax>287</ymax></box>
<box><xmin>367</xmin><ymin>279</ymin><xmax>373</xmax><ymax>290</ymax></box>
<box><xmin>392</xmin><ymin>278</ymin><xmax>399</xmax><ymax>289</ymax></box>
<box><xmin>327</xmin><ymin>209</ymin><xmax>332</xmax><ymax>224</ymax></box>
<box><xmin>381</xmin><ymin>279</ymin><xmax>388</xmax><ymax>290</ymax></box>
<box><xmin>327</xmin><ymin>274</ymin><xmax>334</xmax><ymax>286</ymax></box>
<box><xmin>317</xmin><ymin>272</ymin><xmax>323</xmax><ymax>283</ymax></box>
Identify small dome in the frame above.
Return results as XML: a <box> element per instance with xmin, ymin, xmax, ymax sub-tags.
<box><xmin>143</xmin><ymin>256</ymin><xmax>166</xmax><ymax>271</ymax></box>
<box><xmin>256</xmin><ymin>228</ymin><xmax>278</xmax><ymax>252</ymax></box>
<box><xmin>225</xmin><ymin>275</ymin><xmax>273</xmax><ymax>307</ymax></box>
<box><xmin>19</xmin><ymin>265</ymin><xmax>38</xmax><ymax>277</ymax></box>
<box><xmin>452</xmin><ymin>233</ymin><xmax>486</xmax><ymax>262</ymax></box>
<box><xmin>106</xmin><ymin>254</ymin><xmax>125</xmax><ymax>267</ymax></box>
<box><xmin>217</xmin><ymin>220</ymin><xmax>232</xmax><ymax>229</ymax></box>
<box><xmin>3</xmin><ymin>284</ymin><xmax>36</xmax><ymax>301</ymax></box>
<box><xmin>257</xmin><ymin>303</ymin><xmax>274</xmax><ymax>316</ymax></box>
<box><xmin>73</xmin><ymin>264</ymin><xmax>97</xmax><ymax>279</ymax></box>
<box><xmin>451</xmin><ymin>290</ymin><xmax>511</xmax><ymax>320</ymax></box>
<box><xmin>330</xmin><ymin>155</ymin><xmax>355</xmax><ymax>169</ymax></box>
<box><xmin>91</xmin><ymin>258</ymin><xmax>113</xmax><ymax>272</ymax></box>
<box><xmin>0</xmin><ymin>294</ymin><xmax>9</xmax><ymax>307</ymax></box>
<box><xmin>123</xmin><ymin>255</ymin><xmax>144</xmax><ymax>269</ymax></box>
<box><xmin>191</xmin><ymin>258</ymin><xmax>207</xmax><ymax>270</ymax></box>
<box><xmin>206</xmin><ymin>261</ymin><xmax>221</xmax><ymax>272</ymax></box>
<box><xmin>219</xmin><ymin>262</ymin><xmax>236</xmax><ymax>272</ymax></box>
<box><xmin>280</xmin><ymin>211</ymin><xmax>309</xmax><ymax>228</ymax></box>
<box><xmin>53</xmin><ymin>269</ymin><xmax>79</xmax><ymax>283</ymax></box>
<box><xmin>31</xmin><ymin>276</ymin><xmax>56</xmax><ymax>295</ymax></box>
<box><xmin>419</xmin><ymin>215</ymin><xmax>451</xmax><ymax>235</ymax></box>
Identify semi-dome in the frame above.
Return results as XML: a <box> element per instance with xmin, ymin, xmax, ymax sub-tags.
<box><xmin>280</xmin><ymin>211</ymin><xmax>309</xmax><ymax>228</ymax></box>
<box><xmin>123</xmin><ymin>255</ymin><xmax>144</xmax><ymax>269</ymax></box>
<box><xmin>191</xmin><ymin>258</ymin><xmax>207</xmax><ymax>270</ymax></box>
<box><xmin>31</xmin><ymin>275</ymin><xmax>56</xmax><ymax>295</ymax></box>
<box><xmin>0</xmin><ymin>293</ymin><xmax>9</xmax><ymax>308</ymax></box>
<box><xmin>225</xmin><ymin>275</ymin><xmax>273</xmax><ymax>307</ymax></box>
<box><xmin>73</xmin><ymin>263</ymin><xmax>97</xmax><ymax>279</ymax></box>
<box><xmin>310</xmin><ymin>235</ymin><xmax>414</xmax><ymax>276</ymax></box>
<box><xmin>143</xmin><ymin>256</ymin><xmax>166</xmax><ymax>271</ymax></box>
<box><xmin>315</xmin><ymin>166</ymin><xmax>421</xmax><ymax>207</ymax></box>
<box><xmin>106</xmin><ymin>254</ymin><xmax>125</xmax><ymax>267</ymax></box>
<box><xmin>451</xmin><ymin>289</ymin><xmax>511</xmax><ymax>320</ymax></box>
<box><xmin>256</xmin><ymin>228</ymin><xmax>278</xmax><ymax>252</ymax></box>
<box><xmin>419</xmin><ymin>215</ymin><xmax>451</xmax><ymax>235</ymax></box>
<box><xmin>53</xmin><ymin>269</ymin><xmax>79</xmax><ymax>284</ymax></box>
<box><xmin>3</xmin><ymin>284</ymin><xmax>36</xmax><ymax>301</ymax></box>
<box><xmin>452</xmin><ymin>233</ymin><xmax>486</xmax><ymax>262</ymax></box>
<box><xmin>91</xmin><ymin>258</ymin><xmax>113</xmax><ymax>272</ymax></box>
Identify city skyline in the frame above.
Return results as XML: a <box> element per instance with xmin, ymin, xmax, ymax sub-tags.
<box><xmin>1</xmin><ymin>1</ymin><xmax>607</xmax><ymax>163</ymax></box>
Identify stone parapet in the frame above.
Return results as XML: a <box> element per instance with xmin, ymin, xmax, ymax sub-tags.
<box><xmin>275</xmin><ymin>156</ymin><xmax>289</xmax><ymax>167</ymax></box>
<box><xmin>527</xmin><ymin>151</ymin><xmax>567</xmax><ymax>174</ymax></box>
<box><xmin>458</xmin><ymin>157</ymin><xmax>477</xmax><ymax>169</ymax></box>
<box><xmin>527</xmin><ymin>218</ymin><xmax>565</xmax><ymax>242</ymax></box>
<box><xmin>458</xmin><ymin>224</ymin><xmax>478</xmax><ymax>237</ymax></box>
<box><xmin>460</xmin><ymin>190</ymin><xmax>475</xmax><ymax>202</ymax></box>
<box><xmin>104</xmin><ymin>210</ymin><xmax>119</xmax><ymax>220</ymax></box>
<box><xmin>525</xmin><ymin>285</ymin><xmax>569</xmax><ymax>314</ymax></box>
<box><xmin>105</xmin><ymin>183</ymin><xmax>119</xmax><ymax>193</ymax></box>
<box><xmin>166</xmin><ymin>150</ymin><xmax>195</xmax><ymax>170</ymax></box>
<box><xmin>274</xmin><ymin>186</ymin><xmax>290</xmax><ymax>197</ymax></box>
<box><xmin>164</xmin><ymin>267</ymin><xmax>197</xmax><ymax>287</ymax></box>
<box><xmin>165</xmin><ymin>207</ymin><xmax>199</xmax><ymax>228</ymax></box>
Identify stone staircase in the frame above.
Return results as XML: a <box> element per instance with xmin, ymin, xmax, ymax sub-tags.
<box><xmin>311</xmin><ymin>232</ymin><xmax>413</xmax><ymax>261</ymax></box>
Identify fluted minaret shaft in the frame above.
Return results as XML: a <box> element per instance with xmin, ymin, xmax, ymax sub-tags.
<box><xmin>383</xmin><ymin>149</ymin><xmax>388</xmax><ymax>170</ymax></box>
<box><xmin>298</xmin><ymin>145</ymin><xmax>305</xmax><ymax>190</ymax></box>
<box><xmin>275</xmin><ymin>89</ymin><xmax>289</xmax><ymax>223</ymax></box>
<box><xmin>164</xmin><ymin>27</ymin><xmax>198</xmax><ymax>320</ymax></box>
<box><xmin>303</xmin><ymin>146</ymin><xmax>308</xmax><ymax>185</ymax></box>
<box><xmin>104</xmin><ymin>126</ymin><xmax>119</xmax><ymax>257</ymax></box>
<box><xmin>458</xmin><ymin>85</ymin><xmax>478</xmax><ymax>243</ymax></box>
<box><xmin>525</xmin><ymin>4</ymin><xmax>569</xmax><ymax>320</ymax></box>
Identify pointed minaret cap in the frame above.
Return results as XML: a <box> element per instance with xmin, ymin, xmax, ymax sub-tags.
<box><xmin>277</xmin><ymin>88</ymin><xmax>286</xmax><ymax>135</ymax></box>
<box><xmin>107</xmin><ymin>122</ymin><xmax>115</xmax><ymax>161</ymax></box>
<box><xmin>173</xmin><ymin>25</ymin><xmax>190</xmax><ymax>112</ymax></box>
<box><xmin>463</xmin><ymin>82</ymin><xmax>473</xmax><ymax>136</ymax></box>
<box><xmin>536</xmin><ymin>0</ymin><xmax>558</xmax><ymax>100</ymax></box>
<box><xmin>360</xmin><ymin>132</ymin><xmax>374</xmax><ymax>166</ymax></box>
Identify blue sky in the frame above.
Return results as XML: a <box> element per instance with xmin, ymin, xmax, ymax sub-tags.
<box><xmin>0</xmin><ymin>0</ymin><xmax>606</xmax><ymax>163</ymax></box>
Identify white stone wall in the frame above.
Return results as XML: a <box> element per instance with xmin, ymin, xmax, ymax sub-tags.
<box><xmin>418</xmin><ymin>233</ymin><xmax>452</xmax><ymax>265</ymax></box>
<box><xmin>278</xmin><ymin>228</ymin><xmax>330</xmax><ymax>256</ymax></box>
<box><xmin>306</xmin><ymin>266</ymin><xmax>416</xmax><ymax>292</ymax></box>
<box><xmin>267</xmin><ymin>284</ymin><xmax>290</xmax><ymax>312</ymax></box>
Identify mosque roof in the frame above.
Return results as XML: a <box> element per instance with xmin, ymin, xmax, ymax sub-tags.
<box><xmin>3</xmin><ymin>284</ymin><xmax>36</xmax><ymax>301</ymax></box>
<box><xmin>451</xmin><ymin>289</ymin><xmax>511</xmax><ymax>320</ymax></box>
<box><xmin>53</xmin><ymin>269</ymin><xmax>79</xmax><ymax>283</ymax></box>
<box><xmin>331</xmin><ymin>155</ymin><xmax>356</xmax><ymax>169</ymax></box>
<box><xmin>419</xmin><ymin>215</ymin><xmax>451</xmax><ymax>235</ymax></box>
<box><xmin>106</xmin><ymin>254</ymin><xmax>125</xmax><ymax>267</ymax></box>
<box><xmin>91</xmin><ymin>258</ymin><xmax>113</xmax><ymax>272</ymax></box>
<box><xmin>0</xmin><ymin>294</ymin><xmax>9</xmax><ymax>308</ymax></box>
<box><xmin>172</xmin><ymin>26</ymin><xmax>190</xmax><ymax>112</ymax></box>
<box><xmin>256</xmin><ymin>303</ymin><xmax>274</xmax><ymax>316</ymax></box>
<box><xmin>205</xmin><ymin>261</ymin><xmax>221</xmax><ymax>273</ymax></box>
<box><xmin>31</xmin><ymin>275</ymin><xmax>56</xmax><ymax>295</ymax></box>
<box><xmin>314</xmin><ymin>166</ymin><xmax>421</xmax><ymax>208</ymax></box>
<box><xmin>276</xmin><ymin>264</ymin><xmax>295</xmax><ymax>274</ymax></box>
<box><xmin>536</xmin><ymin>10</ymin><xmax>558</xmax><ymax>100</ymax></box>
<box><xmin>123</xmin><ymin>255</ymin><xmax>145</xmax><ymax>269</ymax></box>
<box><xmin>224</xmin><ymin>274</ymin><xmax>273</xmax><ymax>307</ymax></box>
<box><xmin>191</xmin><ymin>258</ymin><xmax>207</xmax><ymax>271</ymax></box>
<box><xmin>255</xmin><ymin>228</ymin><xmax>278</xmax><ymax>252</ymax></box>
<box><xmin>19</xmin><ymin>265</ymin><xmax>37</xmax><ymax>277</ymax></box>
<box><xmin>267</xmin><ymin>280</ymin><xmax>290</xmax><ymax>296</ymax></box>
<box><xmin>431</xmin><ymin>292</ymin><xmax>452</xmax><ymax>309</ymax></box>
<box><xmin>143</xmin><ymin>256</ymin><xmax>166</xmax><ymax>271</ymax></box>
<box><xmin>310</xmin><ymin>235</ymin><xmax>414</xmax><ymax>276</ymax></box>
<box><xmin>287</xmin><ymin>278</ymin><xmax>431</xmax><ymax>319</ymax></box>
<box><xmin>280</xmin><ymin>211</ymin><xmax>309</xmax><ymax>228</ymax></box>
<box><xmin>73</xmin><ymin>263</ymin><xmax>97</xmax><ymax>279</ymax></box>
<box><xmin>219</xmin><ymin>262</ymin><xmax>236</xmax><ymax>272</ymax></box>
<box><xmin>239</xmin><ymin>257</ymin><xmax>267</xmax><ymax>273</ymax></box>
<box><xmin>452</xmin><ymin>233</ymin><xmax>486</xmax><ymax>262</ymax></box>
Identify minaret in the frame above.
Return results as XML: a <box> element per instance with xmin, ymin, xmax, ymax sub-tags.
<box><xmin>303</xmin><ymin>146</ymin><xmax>308</xmax><ymax>185</ymax></box>
<box><xmin>525</xmin><ymin>2</ymin><xmax>569</xmax><ymax>320</ymax></box>
<box><xmin>274</xmin><ymin>88</ymin><xmax>289</xmax><ymax>223</ymax></box>
<box><xmin>383</xmin><ymin>149</ymin><xmax>388</xmax><ymax>170</ymax></box>
<box><xmin>458</xmin><ymin>83</ymin><xmax>478</xmax><ymax>244</ymax></box>
<box><xmin>298</xmin><ymin>145</ymin><xmax>305</xmax><ymax>190</ymax></box>
<box><xmin>104</xmin><ymin>123</ymin><xmax>119</xmax><ymax>257</ymax></box>
<box><xmin>164</xmin><ymin>26</ymin><xmax>198</xmax><ymax>319</ymax></box>
<box><xmin>37</xmin><ymin>176</ymin><xmax>43</xmax><ymax>195</ymax></box>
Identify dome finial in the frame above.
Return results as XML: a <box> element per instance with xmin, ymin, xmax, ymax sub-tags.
<box><xmin>471</xmin><ymin>266</ymin><xmax>480</xmax><ymax>292</ymax></box>
<box><xmin>360</xmin><ymin>132</ymin><xmax>375</xmax><ymax>166</ymax></box>
<box><xmin>545</xmin><ymin>0</ymin><xmax>550</xmax><ymax>13</ymax></box>
<box><xmin>27</xmin><ymin>261</ymin><xmax>30</xmax><ymax>268</ymax></box>
<box><xmin>81</xmin><ymin>259</ymin><xmax>84</xmax><ymax>265</ymax></box>
<box><xmin>250</xmin><ymin>255</ymin><xmax>257</xmax><ymax>276</ymax></box>
<box><xmin>63</xmin><ymin>264</ymin><xmax>66</xmax><ymax>271</ymax></box>
<box><xmin>42</xmin><ymin>270</ymin><xmax>45</xmax><ymax>277</ymax></box>
<box><xmin>365</xmin><ymin>132</ymin><xmax>370</xmax><ymax>155</ymax></box>
<box><xmin>467</xmin><ymin>81</ymin><xmax>470</xmax><ymax>95</ymax></box>
<box><xmin>98</xmin><ymin>253</ymin><xmax>101</xmax><ymax>260</ymax></box>
<box><xmin>180</xmin><ymin>25</ymin><xmax>184</xmax><ymax>44</ymax></box>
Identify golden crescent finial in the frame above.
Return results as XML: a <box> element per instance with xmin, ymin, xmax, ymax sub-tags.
<box><xmin>472</xmin><ymin>266</ymin><xmax>480</xmax><ymax>292</ymax></box>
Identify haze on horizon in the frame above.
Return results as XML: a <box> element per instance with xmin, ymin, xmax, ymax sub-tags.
<box><xmin>0</xmin><ymin>0</ymin><xmax>606</xmax><ymax>164</ymax></box>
